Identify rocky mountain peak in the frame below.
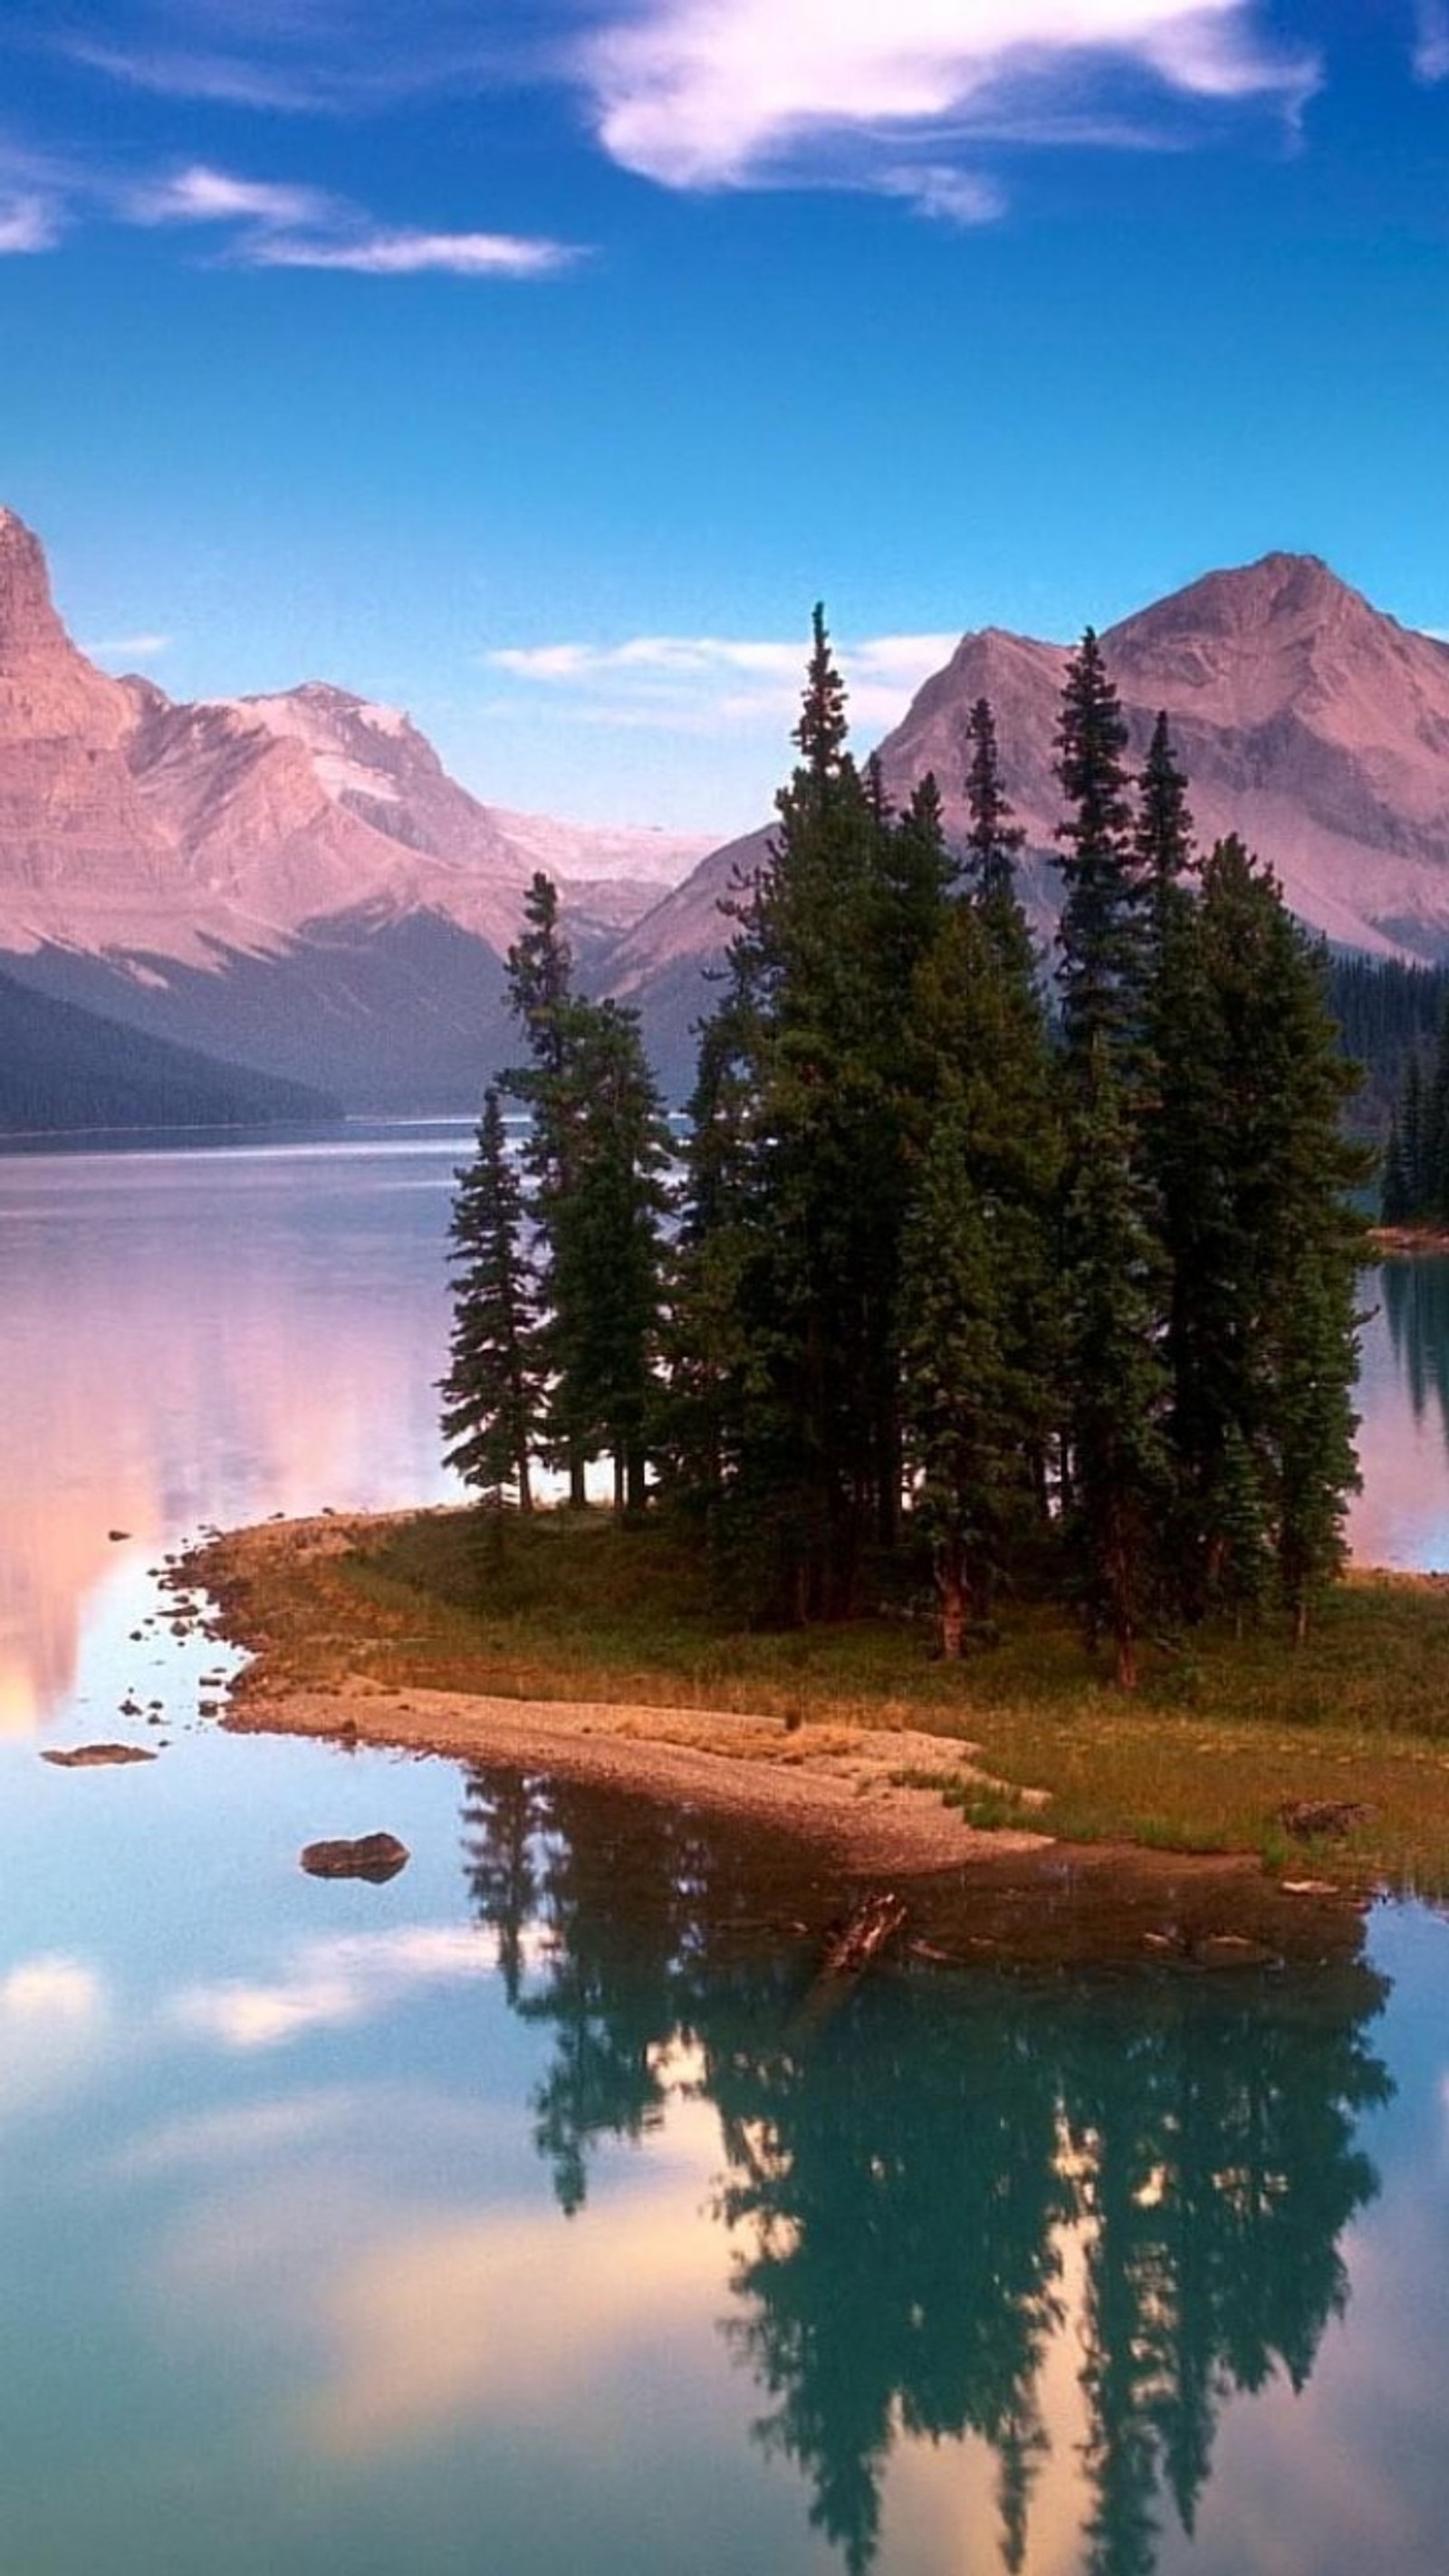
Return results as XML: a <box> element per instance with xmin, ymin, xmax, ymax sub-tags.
<box><xmin>1107</xmin><ymin>551</ymin><xmax>1384</xmax><ymax>664</ymax></box>
<box><xmin>0</xmin><ymin>506</ymin><xmax>136</xmax><ymax>747</ymax></box>
<box><xmin>0</xmin><ymin>507</ymin><xmax>73</xmax><ymax>662</ymax></box>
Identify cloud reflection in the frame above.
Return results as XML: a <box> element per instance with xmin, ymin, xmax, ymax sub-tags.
<box><xmin>174</xmin><ymin>1922</ymin><xmax>554</xmax><ymax>2049</ymax></box>
<box><xmin>0</xmin><ymin>1950</ymin><xmax>109</xmax><ymax>2119</ymax></box>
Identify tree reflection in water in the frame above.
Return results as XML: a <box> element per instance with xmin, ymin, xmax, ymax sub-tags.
<box><xmin>461</xmin><ymin>1768</ymin><xmax>1390</xmax><ymax>2576</ymax></box>
<box><xmin>1383</xmin><ymin>1256</ymin><xmax>1449</xmax><ymax>1453</ymax></box>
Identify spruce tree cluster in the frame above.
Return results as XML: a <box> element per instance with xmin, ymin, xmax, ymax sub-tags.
<box><xmin>445</xmin><ymin>616</ymin><xmax>1367</xmax><ymax>1677</ymax></box>
<box><xmin>440</xmin><ymin>872</ymin><xmax>672</xmax><ymax>1524</ymax></box>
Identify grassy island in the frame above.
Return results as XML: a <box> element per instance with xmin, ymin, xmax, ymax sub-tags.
<box><xmin>194</xmin><ymin>1504</ymin><xmax>1449</xmax><ymax>1904</ymax></box>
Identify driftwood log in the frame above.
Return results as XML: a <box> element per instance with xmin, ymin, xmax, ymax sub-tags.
<box><xmin>820</xmin><ymin>1891</ymin><xmax>909</xmax><ymax>1979</ymax></box>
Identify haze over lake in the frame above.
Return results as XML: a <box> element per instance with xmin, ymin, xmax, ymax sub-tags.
<box><xmin>5</xmin><ymin>1127</ymin><xmax>1449</xmax><ymax>2575</ymax></box>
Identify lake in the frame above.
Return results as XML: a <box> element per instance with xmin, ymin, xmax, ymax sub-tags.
<box><xmin>5</xmin><ymin>1127</ymin><xmax>1449</xmax><ymax>2575</ymax></box>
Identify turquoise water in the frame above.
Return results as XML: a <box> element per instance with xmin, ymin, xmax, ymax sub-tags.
<box><xmin>3</xmin><ymin>1132</ymin><xmax>1449</xmax><ymax>2574</ymax></box>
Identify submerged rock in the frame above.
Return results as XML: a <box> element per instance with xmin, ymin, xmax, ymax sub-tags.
<box><xmin>41</xmin><ymin>1744</ymin><xmax>158</xmax><ymax>1768</ymax></box>
<box><xmin>300</xmin><ymin>1831</ymin><xmax>409</xmax><ymax>1882</ymax></box>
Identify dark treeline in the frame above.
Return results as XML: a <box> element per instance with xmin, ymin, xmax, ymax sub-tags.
<box><xmin>1380</xmin><ymin>984</ymin><xmax>1449</xmax><ymax>1225</ymax></box>
<box><xmin>0</xmin><ymin>964</ymin><xmax>339</xmax><ymax>1134</ymax></box>
<box><xmin>462</xmin><ymin>1765</ymin><xmax>1390</xmax><ymax>2576</ymax></box>
<box><xmin>1329</xmin><ymin>953</ymin><xmax>1449</xmax><ymax>1141</ymax></box>
<box><xmin>444</xmin><ymin>617</ymin><xmax>1367</xmax><ymax>1679</ymax></box>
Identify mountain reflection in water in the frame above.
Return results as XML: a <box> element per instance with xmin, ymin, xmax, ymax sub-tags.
<box><xmin>461</xmin><ymin>1770</ymin><xmax>1391</xmax><ymax>2576</ymax></box>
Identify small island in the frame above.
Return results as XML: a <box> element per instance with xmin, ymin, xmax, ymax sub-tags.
<box><xmin>194</xmin><ymin>629</ymin><xmax>1449</xmax><ymax>1954</ymax></box>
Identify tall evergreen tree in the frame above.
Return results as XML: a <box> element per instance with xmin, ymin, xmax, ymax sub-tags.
<box><xmin>1153</xmin><ymin>839</ymin><xmax>1367</xmax><ymax>1638</ymax></box>
<box><xmin>547</xmin><ymin>1000</ymin><xmax>672</xmax><ymax>1517</ymax></box>
<box><xmin>1054</xmin><ymin>631</ymin><xmax>1147</xmax><ymax>1071</ymax></box>
<box><xmin>503</xmin><ymin>872</ymin><xmax>592</xmax><ymax>1503</ymax></box>
<box><xmin>439</xmin><ymin>1086</ymin><xmax>539</xmax><ymax>1523</ymax></box>
<box><xmin>680</xmin><ymin>608</ymin><xmax>948</xmax><ymax>1617</ymax></box>
<box><xmin>964</xmin><ymin>696</ymin><xmax>1026</xmax><ymax>908</ymax></box>
<box><xmin>899</xmin><ymin>900</ymin><xmax>1060</xmax><ymax>1653</ymax></box>
<box><xmin>1135</xmin><ymin>709</ymin><xmax>1195</xmax><ymax>933</ymax></box>
<box><xmin>1060</xmin><ymin>1039</ymin><xmax>1171</xmax><ymax>1687</ymax></box>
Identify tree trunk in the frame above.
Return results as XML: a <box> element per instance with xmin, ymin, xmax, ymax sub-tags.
<box><xmin>937</xmin><ymin>1539</ymin><xmax>967</xmax><ymax>1661</ymax></box>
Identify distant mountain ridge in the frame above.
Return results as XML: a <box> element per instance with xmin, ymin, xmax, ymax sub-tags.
<box><xmin>0</xmin><ymin>506</ymin><xmax>710</xmax><ymax>1105</ymax></box>
<box><xmin>5</xmin><ymin>511</ymin><xmax>1449</xmax><ymax>1107</ymax></box>
<box><xmin>613</xmin><ymin>553</ymin><xmax>1449</xmax><ymax>1086</ymax></box>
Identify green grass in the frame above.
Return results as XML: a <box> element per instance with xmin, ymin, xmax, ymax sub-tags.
<box><xmin>198</xmin><ymin>1505</ymin><xmax>1449</xmax><ymax>1894</ymax></box>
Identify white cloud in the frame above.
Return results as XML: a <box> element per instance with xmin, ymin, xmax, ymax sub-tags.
<box><xmin>83</xmin><ymin>630</ymin><xmax>174</xmax><ymax>661</ymax></box>
<box><xmin>133</xmin><ymin>163</ymin><xmax>335</xmax><ymax>228</ymax></box>
<box><xmin>883</xmin><ymin>164</ymin><xmax>1007</xmax><ymax>226</ymax></box>
<box><xmin>69</xmin><ymin>39</ymin><xmax>347</xmax><ymax>112</ymax></box>
<box><xmin>0</xmin><ymin>1952</ymin><xmax>110</xmax><ymax>2121</ymax></box>
<box><xmin>248</xmin><ymin>227</ymin><xmax>578</xmax><ymax>278</ymax></box>
<box><xmin>1</xmin><ymin>1955</ymin><xmax>103</xmax><ymax>2023</ymax></box>
<box><xmin>0</xmin><ymin>192</ymin><xmax>62</xmax><ymax>253</ymax></box>
<box><xmin>584</xmin><ymin>0</ymin><xmax>1317</xmax><ymax>201</ymax></box>
<box><xmin>485</xmin><ymin>629</ymin><xmax>961</xmax><ymax>739</ymax></box>
<box><xmin>175</xmin><ymin>1922</ymin><xmax>548</xmax><ymax>2051</ymax></box>
<box><xmin>1415</xmin><ymin>3</ymin><xmax>1449</xmax><ymax>81</ymax></box>
<box><xmin>128</xmin><ymin>159</ymin><xmax>580</xmax><ymax>279</ymax></box>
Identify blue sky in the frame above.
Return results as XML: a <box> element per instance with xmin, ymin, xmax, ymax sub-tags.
<box><xmin>0</xmin><ymin>1</ymin><xmax>1444</xmax><ymax>831</ymax></box>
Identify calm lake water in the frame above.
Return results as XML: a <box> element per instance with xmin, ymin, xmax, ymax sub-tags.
<box><xmin>5</xmin><ymin>1127</ymin><xmax>1449</xmax><ymax>2576</ymax></box>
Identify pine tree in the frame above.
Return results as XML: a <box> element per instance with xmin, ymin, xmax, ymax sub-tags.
<box><xmin>1158</xmin><ymin>839</ymin><xmax>1367</xmax><ymax>1639</ymax></box>
<box><xmin>683</xmin><ymin>608</ymin><xmax>946</xmax><ymax>1617</ymax></box>
<box><xmin>547</xmin><ymin>1000</ymin><xmax>672</xmax><ymax>1517</ymax></box>
<box><xmin>964</xmin><ymin>696</ymin><xmax>1026</xmax><ymax>908</ymax></box>
<box><xmin>1135</xmin><ymin>710</ymin><xmax>1195</xmax><ymax>933</ymax></box>
<box><xmin>899</xmin><ymin>900</ymin><xmax>1060</xmax><ymax>1653</ymax></box>
<box><xmin>1054</xmin><ymin>631</ymin><xmax>1147</xmax><ymax>1072</ymax></box>
<box><xmin>502</xmin><ymin>872</ymin><xmax>595</xmax><ymax>1504</ymax></box>
<box><xmin>1380</xmin><ymin>1114</ymin><xmax>1410</xmax><ymax>1226</ymax></box>
<box><xmin>439</xmin><ymin>1086</ymin><xmax>539</xmax><ymax>1524</ymax></box>
<box><xmin>1060</xmin><ymin>1039</ymin><xmax>1171</xmax><ymax>1687</ymax></box>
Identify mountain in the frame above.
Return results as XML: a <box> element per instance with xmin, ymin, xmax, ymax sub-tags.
<box><xmin>0</xmin><ymin>508</ymin><xmax>709</xmax><ymax>1108</ymax></box>
<box><xmin>0</xmin><ymin>965</ymin><xmax>339</xmax><ymax>1135</ymax></box>
<box><xmin>612</xmin><ymin>553</ymin><xmax>1449</xmax><ymax>1090</ymax></box>
<box><xmin>10</xmin><ymin>511</ymin><xmax>1449</xmax><ymax>1111</ymax></box>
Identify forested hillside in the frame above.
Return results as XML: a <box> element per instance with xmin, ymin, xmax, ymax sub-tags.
<box><xmin>0</xmin><ymin>968</ymin><xmax>341</xmax><ymax>1135</ymax></box>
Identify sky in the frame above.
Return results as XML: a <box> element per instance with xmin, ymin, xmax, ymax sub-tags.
<box><xmin>1</xmin><ymin>0</ymin><xmax>1446</xmax><ymax>833</ymax></box>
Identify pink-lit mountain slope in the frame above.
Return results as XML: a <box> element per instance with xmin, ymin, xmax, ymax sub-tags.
<box><xmin>0</xmin><ymin>508</ymin><xmax>708</xmax><ymax>1106</ymax></box>
<box><xmin>609</xmin><ymin>554</ymin><xmax>1449</xmax><ymax>1085</ymax></box>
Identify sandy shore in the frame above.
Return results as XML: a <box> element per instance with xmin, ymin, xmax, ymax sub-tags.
<box><xmin>191</xmin><ymin>1514</ymin><xmax>1369</xmax><ymax>1967</ymax></box>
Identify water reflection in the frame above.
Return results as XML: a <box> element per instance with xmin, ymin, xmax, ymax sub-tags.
<box><xmin>0</xmin><ymin>1135</ymin><xmax>462</xmax><ymax>1731</ymax></box>
<box><xmin>462</xmin><ymin>1772</ymin><xmax>1391</xmax><ymax>2576</ymax></box>
<box><xmin>1382</xmin><ymin>1261</ymin><xmax>1449</xmax><ymax>1453</ymax></box>
<box><xmin>1350</xmin><ymin>1257</ymin><xmax>1449</xmax><ymax>1569</ymax></box>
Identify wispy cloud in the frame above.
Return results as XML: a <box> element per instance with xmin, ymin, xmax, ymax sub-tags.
<box><xmin>132</xmin><ymin>164</ymin><xmax>333</xmax><ymax>228</ymax></box>
<box><xmin>0</xmin><ymin>192</ymin><xmax>61</xmax><ymax>253</ymax></box>
<box><xmin>130</xmin><ymin>159</ymin><xmax>581</xmax><ymax>278</ymax></box>
<box><xmin>1415</xmin><ymin>2</ymin><xmax>1449</xmax><ymax>81</ymax></box>
<box><xmin>248</xmin><ymin>229</ymin><xmax>577</xmax><ymax>278</ymax></box>
<box><xmin>485</xmin><ymin>630</ymin><xmax>961</xmax><ymax>735</ymax></box>
<box><xmin>84</xmin><ymin>630</ymin><xmax>174</xmax><ymax>662</ymax></box>
<box><xmin>175</xmin><ymin>1923</ymin><xmax>543</xmax><ymax>2051</ymax></box>
<box><xmin>583</xmin><ymin>0</ymin><xmax>1318</xmax><ymax>211</ymax></box>
<box><xmin>60</xmin><ymin>4</ymin><xmax>555</xmax><ymax>117</ymax></box>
